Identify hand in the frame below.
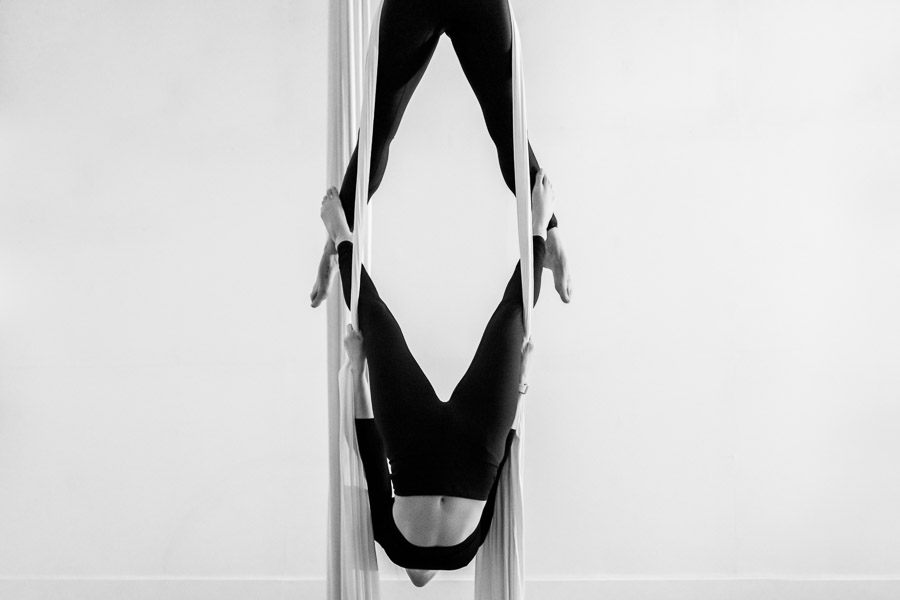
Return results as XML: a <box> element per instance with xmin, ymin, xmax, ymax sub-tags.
<box><xmin>343</xmin><ymin>324</ymin><xmax>366</xmax><ymax>370</ymax></box>
<box><xmin>519</xmin><ymin>338</ymin><xmax>534</xmax><ymax>394</ymax></box>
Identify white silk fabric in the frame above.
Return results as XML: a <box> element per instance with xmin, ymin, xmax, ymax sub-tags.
<box><xmin>326</xmin><ymin>0</ymin><xmax>532</xmax><ymax>598</ymax></box>
<box><xmin>326</xmin><ymin>0</ymin><xmax>381</xmax><ymax>598</ymax></box>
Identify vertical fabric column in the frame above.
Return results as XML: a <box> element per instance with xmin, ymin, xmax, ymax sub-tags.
<box><xmin>325</xmin><ymin>0</ymin><xmax>379</xmax><ymax>599</ymax></box>
<box><xmin>325</xmin><ymin>0</ymin><xmax>531</xmax><ymax>597</ymax></box>
<box><xmin>474</xmin><ymin>1</ymin><xmax>530</xmax><ymax>598</ymax></box>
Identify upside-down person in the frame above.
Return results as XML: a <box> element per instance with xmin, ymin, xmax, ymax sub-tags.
<box><xmin>318</xmin><ymin>170</ymin><xmax>555</xmax><ymax>587</ymax></box>
<box><xmin>310</xmin><ymin>0</ymin><xmax>572</xmax><ymax>309</ymax></box>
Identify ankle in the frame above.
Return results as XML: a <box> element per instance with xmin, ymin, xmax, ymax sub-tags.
<box><xmin>546</xmin><ymin>227</ymin><xmax>561</xmax><ymax>245</ymax></box>
<box><xmin>333</xmin><ymin>230</ymin><xmax>352</xmax><ymax>248</ymax></box>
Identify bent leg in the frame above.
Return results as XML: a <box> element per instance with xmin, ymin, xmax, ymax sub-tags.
<box><xmin>447</xmin><ymin>0</ymin><xmax>558</xmax><ymax>229</ymax></box>
<box><xmin>339</xmin><ymin>0</ymin><xmax>442</xmax><ymax>230</ymax></box>
<box><xmin>336</xmin><ymin>242</ymin><xmax>442</xmax><ymax>456</ymax></box>
<box><xmin>449</xmin><ymin>236</ymin><xmax>547</xmax><ymax>461</ymax></box>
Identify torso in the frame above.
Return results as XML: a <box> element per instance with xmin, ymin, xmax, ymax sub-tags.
<box><xmin>393</xmin><ymin>495</ymin><xmax>487</xmax><ymax>547</ymax></box>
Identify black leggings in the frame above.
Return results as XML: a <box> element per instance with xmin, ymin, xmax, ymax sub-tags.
<box><xmin>339</xmin><ymin>0</ymin><xmax>558</xmax><ymax>232</ymax></box>
<box><xmin>338</xmin><ymin>236</ymin><xmax>546</xmax><ymax>499</ymax></box>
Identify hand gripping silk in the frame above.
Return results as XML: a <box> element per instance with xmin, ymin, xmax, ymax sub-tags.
<box><xmin>325</xmin><ymin>0</ymin><xmax>533</xmax><ymax>598</ymax></box>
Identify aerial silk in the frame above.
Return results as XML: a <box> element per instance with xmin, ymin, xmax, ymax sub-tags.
<box><xmin>325</xmin><ymin>0</ymin><xmax>534</xmax><ymax>598</ymax></box>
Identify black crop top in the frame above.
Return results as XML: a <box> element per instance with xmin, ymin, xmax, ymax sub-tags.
<box><xmin>354</xmin><ymin>419</ymin><xmax>516</xmax><ymax>570</ymax></box>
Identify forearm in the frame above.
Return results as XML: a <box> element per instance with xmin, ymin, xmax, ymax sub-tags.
<box><xmin>350</xmin><ymin>361</ymin><xmax>374</xmax><ymax>419</ymax></box>
<box><xmin>343</xmin><ymin>324</ymin><xmax>372</xmax><ymax>418</ymax></box>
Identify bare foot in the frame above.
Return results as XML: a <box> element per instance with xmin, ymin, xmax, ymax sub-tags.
<box><xmin>531</xmin><ymin>169</ymin><xmax>555</xmax><ymax>238</ymax></box>
<box><xmin>320</xmin><ymin>187</ymin><xmax>352</xmax><ymax>247</ymax></box>
<box><xmin>310</xmin><ymin>187</ymin><xmax>352</xmax><ymax>308</ymax></box>
<box><xmin>309</xmin><ymin>237</ymin><xmax>337</xmax><ymax>308</ymax></box>
<box><xmin>531</xmin><ymin>171</ymin><xmax>572</xmax><ymax>303</ymax></box>
<box><xmin>545</xmin><ymin>227</ymin><xmax>572</xmax><ymax>303</ymax></box>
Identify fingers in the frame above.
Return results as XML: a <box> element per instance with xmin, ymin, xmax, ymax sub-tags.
<box><xmin>522</xmin><ymin>338</ymin><xmax>534</xmax><ymax>355</ymax></box>
<box><xmin>344</xmin><ymin>324</ymin><xmax>363</xmax><ymax>342</ymax></box>
<box><xmin>519</xmin><ymin>338</ymin><xmax>535</xmax><ymax>394</ymax></box>
<box><xmin>343</xmin><ymin>325</ymin><xmax>365</xmax><ymax>367</ymax></box>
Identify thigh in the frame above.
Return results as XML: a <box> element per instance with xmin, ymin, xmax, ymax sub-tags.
<box><xmin>445</xmin><ymin>0</ymin><xmax>514</xmax><ymax>117</ymax></box>
<box><xmin>372</xmin><ymin>0</ymin><xmax>443</xmax><ymax>141</ymax></box>
<box><xmin>448</xmin><ymin>301</ymin><xmax>523</xmax><ymax>456</ymax></box>
<box><xmin>355</xmin><ymin>269</ymin><xmax>444</xmax><ymax>458</ymax></box>
<box><xmin>338</xmin><ymin>244</ymin><xmax>443</xmax><ymax>458</ymax></box>
<box><xmin>447</xmin><ymin>237</ymin><xmax>547</xmax><ymax>459</ymax></box>
<box><xmin>339</xmin><ymin>0</ymin><xmax>443</xmax><ymax>224</ymax></box>
<box><xmin>445</xmin><ymin>0</ymin><xmax>546</xmax><ymax>200</ymax></box>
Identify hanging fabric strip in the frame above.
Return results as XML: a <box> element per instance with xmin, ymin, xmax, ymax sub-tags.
<box><xmin>326</xmin><ymin>0</ymin><xmax>382</xmax><ymax>599</ymax></box>
<box><xmin>474</xmin><ymin>1</ymin><xmax>530</xmax><ymax>598</ymax></box>
<box><xmin>349</xmin><ymin>0</ymin><xmax>383</xmax><ymax>329</ymax></box>
<box><xmin>330</xmin><ymin>0</ymin><xmax>531</xmax><ymax>598</ymax></box>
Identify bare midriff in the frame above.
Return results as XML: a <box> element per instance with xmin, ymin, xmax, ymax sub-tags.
<box><xmin>393</xmin><ymin>495</ymin><xmax>487</xmax><ymax>547</ymax></box>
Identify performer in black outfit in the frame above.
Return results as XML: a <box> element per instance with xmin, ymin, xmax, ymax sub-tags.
<box><xmin>338</xmin><ymin>0</ymin><xmax>558</xmax><ymax>232</ymax></box>
<box><xmin>310</xmin><ymin>0</ymin><xmax>573</xmax><ymax>310</ymax></box>
<box><xmin>318</xmin><ymin>168</ymin><xmax>555</xmax><ymax>579</ymax></box>
<box><xmin>343</xmin><ymin>232</ymin><xmax>543</xmax><ymax>570</ymax></box>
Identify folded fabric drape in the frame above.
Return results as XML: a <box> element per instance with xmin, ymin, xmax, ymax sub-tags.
<box><xmin>326</xmin><ymin>1</ymin><xmax>381</xmax><ymax>598</ymax></box>
<box><xmin>326</xmin><ymin>1</ymin><xmax>532</xmax><ymax>598</ymax></box>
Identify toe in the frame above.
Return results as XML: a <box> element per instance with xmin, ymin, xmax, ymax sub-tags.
<box><xmin>310</xmin><ymin>269</ymin><xmax>332</xmax><ymax>307</ymax></box>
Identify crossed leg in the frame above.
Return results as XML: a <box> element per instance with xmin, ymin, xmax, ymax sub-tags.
<box><xmin>337</xmin><ymin>0</ymin><xmax>443</xmax><ymax>231</ymax></box>
<box><xmin>311</xmin><ymin>0</ymin><xmax>442</xmax><ymax>308</ymax></box>
<box><xmin>321</xmin><ymin>171</ymin><xmax>555</xmax><ymax>464</ymax></box>
<box><xmin>448</xmin><ymin>0</ymin><xmax>570</xmax><ymax>301</ymax></box>
<box><xmin>311</xmin><ymin>0</ymin><xmax>572</xmax><ymax>307</ymax></box>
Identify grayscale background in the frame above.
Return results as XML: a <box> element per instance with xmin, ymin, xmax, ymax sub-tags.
<box><xmin>2</xmin><ymin>0</ymin><xmax>899</xmax><ymax>598</ymax></box>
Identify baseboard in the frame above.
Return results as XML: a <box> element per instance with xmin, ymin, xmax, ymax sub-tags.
<box><xmin>0</xmin><ymin>577</ymin><xmax>899</xmax><ymax>600</ymax></box>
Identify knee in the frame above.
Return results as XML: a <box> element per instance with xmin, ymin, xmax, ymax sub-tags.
<box><xmin>358</xmin><ymin>300</ymin><xmax>394</xmax><ymax>335</ymax></box>
<box><xmin>495</xmin><ymin>299</ymin><xmax>524</xmax><ymax>323</ymax></box>
<box><xmin>360</xmin><ymin>297</ymin><xmax>390</xmax><ymax>319</ymax></box>
<box><xmin>488</xmin><ymin>120</ymin><xmax>514</xmax><ymax>154</ymax></box>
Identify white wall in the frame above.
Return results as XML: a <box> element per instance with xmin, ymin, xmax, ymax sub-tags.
<box><xmin>2</xmin><ymin>0</ymin><xmax>900</xmax><ymax>596</ymax></box>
